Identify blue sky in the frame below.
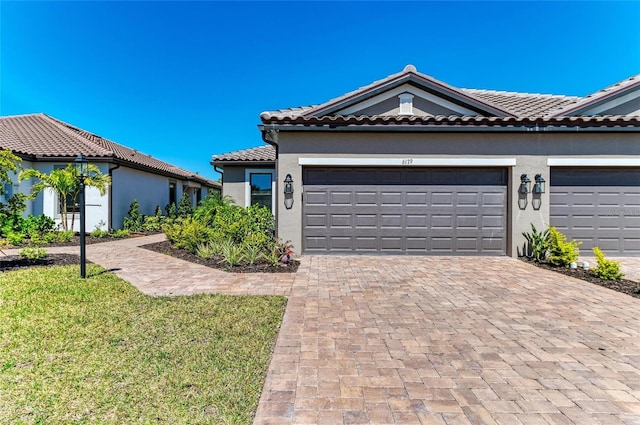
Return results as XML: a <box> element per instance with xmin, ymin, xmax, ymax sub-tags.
<box><xmin>2</xmin><ymin>1</ymin><xmax>639</xmax><ymax>179</ymax></box>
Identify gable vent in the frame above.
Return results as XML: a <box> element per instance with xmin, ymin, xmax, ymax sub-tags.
<box><xmin>398</xmin><ymin>93</ymin><xmax>414</xmax><ymax>115</ymax></box>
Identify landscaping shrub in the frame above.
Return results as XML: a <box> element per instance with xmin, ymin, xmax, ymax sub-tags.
<box><xmin>141</xmin><ymin>215</ymin><xmax>165</xmax><ymax>232</ymax></box>
<box><xmin>592</xmin><ymin>247</ymin><xmax>624</xmax><ymax>281</ymax></box>
<box><xmin>219</xmin><ymin>240</ymin><xmax>244</xmax><ymax>266</ymax></box>
<box><xmin>111</xmin><ymin>229</ymin><xmax>130</xmax><ymax>238</ymax></box>
<box><xmin>177</xmin><ymin>192</ymin><xmax>193</xmax><ymax>218</ymax></box>
<box><xmin>163</xmin><ymin>216</ymin><xmax>215</xmax><ymax>252</ymax></box>
<box><xmin>24</xmin><ymin>214</ymin><xmax>57</xmax><ymax>237</ymax></box>
<box><xmin>0</xmin><ymin>193</ymin><xmax>28</xmax><ymax>237</ymax></box>
<box><xmin>6</xmin><ymin>231</ymin><xmax>25</xmax><ymax>246</ymax></box>
<box><xmin>19</xmin><ymin>246</ymin><xmax>47</xmax><ymax>260</ymax></box>
<box><xmin>42</xmin><ymin>232</ymin><xmax>59</xmax><ymax>244</ymax></box>
<box><xmin>57</xmin><ymin>230</ymin><xmax>75</xmax><ymax>243</ymax></box>
<box><xmin>195</xmin><ymin>242</ymin><xmax>217</xmax><ymax>259</ymax></box>
<box><xmin>548</xmin><ymin>226</ymin><xmax>581</xmax><ymax>267</ymax></box>
<box><xmin>123</xmin><ymin>199</ymin><xmax>144</xmax><ymax>232</ymax></box>
<box><xmin>522</xmin><ymin>223</ymin><xmax>550</xmax><ymax>261</ymax></box>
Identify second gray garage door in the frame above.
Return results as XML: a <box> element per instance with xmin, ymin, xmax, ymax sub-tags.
<box><xmin>303</xmin><ymin>167</ymin><xmax>507</xmax><ymax>255</ymax></box>
<box><xmin>550</xmin><ymin>168</ymin><xmax>640</xmax><ymax>256</ymax></box>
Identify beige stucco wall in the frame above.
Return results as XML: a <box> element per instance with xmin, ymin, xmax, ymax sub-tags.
<box><xmin>274</xmin><ymin>131</ymin><xmax>640</xmax><ymax>257</ymax></box>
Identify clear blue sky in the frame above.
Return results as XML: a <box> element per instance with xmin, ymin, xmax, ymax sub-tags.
<box><xmin>2</xmin><ymin>1</ymin><xmax>639</xmax><ymax>179</ymax></box>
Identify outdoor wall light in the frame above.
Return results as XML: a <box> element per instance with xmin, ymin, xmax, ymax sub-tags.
<box><xmin>283</xmin><ymin>174</ymin><xmax>294</xmax><ymax>195</ymax></box>
<box><xmin>74</xmin><ymin>154</ymin><xmax>88</xmax><ymax>279</ymax></box>
<box><xmin>519</xmin><ymin>174</ymin><xmax>531</xmax><ymax>194</ymax></box>
<box><xmin>533</xmin><ymin>174</ymin><xmax>546</xmax><ymax>194</ymax></box>
<box><xmin>283</xmin><ymin>174</ymin><xmax>294</xmax><ymax>210</ymax></box>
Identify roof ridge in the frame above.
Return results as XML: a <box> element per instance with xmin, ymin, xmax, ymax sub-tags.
<box><xmin>43</xmin><ymin>114</ymin><xmax>115</xmax><ymax>157</ymax></box>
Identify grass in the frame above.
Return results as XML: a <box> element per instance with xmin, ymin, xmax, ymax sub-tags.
<box><xmin>0</xmin><ymin>265</ymin><xmax>287</xmax><ymax>424</ymax></box>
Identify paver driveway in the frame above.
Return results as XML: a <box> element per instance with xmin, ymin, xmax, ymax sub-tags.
<box><xmin>255</xmin><ymin>256</ymin><xmax>640</xmax><ymax>425</ymax></box>
<box><xmin>7</xmin><ymin>236</ymin><xmax>639</xmax><ymax>424</ymax></box>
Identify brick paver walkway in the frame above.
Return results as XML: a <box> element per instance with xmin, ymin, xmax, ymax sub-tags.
<box><xmin>6</xmin><ymin>236</ymin><xmax>640</xmax><ymax>424</ymax></box>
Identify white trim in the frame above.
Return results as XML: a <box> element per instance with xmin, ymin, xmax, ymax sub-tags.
<box><xmin>299</xmin><ymin>157</ymin><xmax>516</xmax><ymax>166</ymax></box>
<box><xmin>337</xmin><ymin>83</ymin><xmax>478</xmax><ymax>116</ymax></box>
<box><xmin>547</xmin><ymin>158</ymin><xmax>640</xmax><ymax>167</ymax></box>
<box><xmin>581</xmin><ymin>87</ymin><xmax>640</xmax><ymax>115</ymax></box>
<box><xmin>244</xmin><ymin>168</ymin><xmax>276</xmax><ymax>214</ymax></box>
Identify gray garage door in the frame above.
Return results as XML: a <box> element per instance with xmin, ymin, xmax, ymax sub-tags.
<box><xmin>550</xmin><ymin>168</ymin><xmax>640</xmax><ymax>256</ymax></box>
<box><xmin>303</xmin><ymin>167</ymin><xmax>507</xmax><ymax>255</ymax></box>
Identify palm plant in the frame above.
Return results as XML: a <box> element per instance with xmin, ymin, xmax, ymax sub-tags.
<box><xmin>20</xmin><ymin>163</ymin><xmax>111</xmax><ymax>231</ymax></box>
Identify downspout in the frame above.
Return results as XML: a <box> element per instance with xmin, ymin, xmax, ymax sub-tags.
<box><xmin>213</xmin><ymin>165</ymin><xmax>224</xmax><ymax>194</ymax></box>
<box><xmin>261</xmin><ymin>125</ymin><xmax>279</xmax><ymax>235</ymax></box>
<box><xmin>108</xmin><ymin>162</ymin><xmax>120</xmax><ymax>230</ymax></box>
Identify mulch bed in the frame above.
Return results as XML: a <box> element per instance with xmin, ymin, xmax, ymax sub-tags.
<box><xmin>1</xmin><ymin>254</ymin><xmax>87</xmax><ymax>272</ymax></box>
<box><xmin>6</xmin><ymin>232</ymin><xmax>158</xmax><ymax>249</ymax></box>
<box><xmin>519</xmin><ymin>257</ymin><xmax>640</xmax><ymax>299</ymax></box>
<box><xmin>141</xmin><ymin>240</ymin><xmax>299</xmax><ymax>273</ymax></box>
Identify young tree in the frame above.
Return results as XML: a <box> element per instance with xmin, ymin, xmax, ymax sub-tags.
<box><xmin>19</xmin><ymin>163</ymin><xmax>111</xmax><ymax>231</ymax></box>
<box><xmin>0</xmin><ymin>149</ymin><xmax>21</xmax><ymax>195</ymax></box>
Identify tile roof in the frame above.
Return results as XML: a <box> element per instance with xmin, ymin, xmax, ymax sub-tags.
<box><xmin>260</xmin><ymin>65</ymin><xmax>640</xmax><ymax>124</ymax></box>
<box><xmin>549</xmin><ymin>73</ymin><xmax>640</xmax><ymax>117</ymax></box>
<box><xmin>0</xmin><ymin>113</ymin><xmax>219</xmax><ymax>188</ymax></box>
<box><xmin>460</xmin><ymin>89</ymin><xmax>580</xmax><ymax>117</ymax></box>
<box><xmin>213</xmin><ymin>145</ymin><xmax>275</xmax><ymax>162</ymax></box>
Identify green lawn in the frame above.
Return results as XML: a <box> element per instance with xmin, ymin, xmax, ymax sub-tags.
<box><xmin>0</xmin><ymin>265</ymin><xmax>287</xmax><ymax>424</ymax></box>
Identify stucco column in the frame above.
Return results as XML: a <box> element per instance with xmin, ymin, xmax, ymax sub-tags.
<box><xmin>510</xmin><ymin>156</ymin><xmax>550</xmax><ymax>257</ymax></box>
<box><xmin>276</xmin><ymin>154</ymin><xmax>303</xmax><ymax>254</ymax></box>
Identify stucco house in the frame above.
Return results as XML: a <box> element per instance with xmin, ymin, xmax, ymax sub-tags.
<box><xmin>212</xmin><ymin>65</ymin><xmax>640</xmax><ymax>257</ymax></box>
<box><xmin>1</xmin><ymin>113</ymin><xmax>220</xmax><ymax>231</ymax></box>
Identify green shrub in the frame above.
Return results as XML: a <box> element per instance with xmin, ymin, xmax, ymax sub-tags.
<box><xmin>90</xmin><ymin>228</ymin><xmax>109</xmax><ymax>238</ymax></box>
<box><xmin>123</xmin><ymin>199</ymin><xmax>144</xmax><ymax>232</ymax></box>
<box><xmin>6</xmin><ymin>231</ymin><xmax>25</xmax><ymax>246</ymax></box>
<box><xmin>141</xmin><ymin>215</ymin><xmax>165</xmax><ymax>232</ymax></box>
<box><xmin>548</xmin><ymin>226</ymin><xmax>581</xmax><ymax>267</ymax></box>
<box><xmin>592</xmin><ymin>247</ymin><xmax>624</xmax><ymax>281</ymax></box>
<box><xmin>42</xmin><ymin>232</ymin><xmax>59</xmax><ymax>244</ymax></box>
<box><xmin>0</xmin><ymin>193</ymin><xmax>28</xmax><ymax>236</ymax></box>
<box><xmin>19</xmin><ymin>246</ymin><xmax>47</xmax><ymax>260</ymax></box>
<box><xmin>177</xmin><ymin>192</ymin><xmax>193</xmax><ymax>218</ymax></box>
<box><xmin>195</xmin><ymin>242</ymin><xmax>217</xmax><ymax>259</ymax></box>
<box><xmin>165</xmin><ymin>202</ymin><xmax>178</xmax><ymax>219</ymax></box>
<box><xmin>243</xmin><ymin>244</ymin><xmax>262</xmax><ymax>265</ymax></box>
<box><xmin>111</xmin><ymin>229</ymin><xmax>130</xmax><ymax>238</ymax></box>
<box><xmin>57</xmin><ymin>230</ymin><xmax>75</xmax><ymax>243</ymax></box>
<box><xmin>219</xmin><ymin>240</ymin><xmax>244</xmax><ymax>267</ymax></box>
<box><xmin>163</xmin><ymin>217</ymin><xmax>215</xmax><ymax>253</ymax></box>
<box><xmin>522</xmin><ymin>223</ymin><xmax>550</xmax><ymax>261</ymax></box>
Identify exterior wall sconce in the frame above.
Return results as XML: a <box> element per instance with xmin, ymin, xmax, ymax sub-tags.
<box><xmin>533</xmin><ymin>174</ymin><xmax>546</xmax><ymax>194</ymax></box>
<box><xmin>283</xmin><ymin>174</ymin><xmax>294</xmax><ymax>210</ymax></box>
<box><xmin>519</xmin><ymin>174</ymin><xmax>531</xmax><ymax>194</ymax></box>
<box><xmin>74</xmin><ymin>154</ymin><xmax>88</xmax><ymax>278</ymax></box>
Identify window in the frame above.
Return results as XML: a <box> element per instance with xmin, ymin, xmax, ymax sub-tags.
<box><xmin>196</xmin><ymin>188</ymin><xmax>202</xmax><ymax>204</ymax></box>
<box><xmin>245</xmin><ymin>169</ymin><xmax>275</xmax><ymax>213</ymax></box>
<box><xmin>169</xmin><ymin>182</ymin><xmax>177</xmax><ymax>205</ymax></box>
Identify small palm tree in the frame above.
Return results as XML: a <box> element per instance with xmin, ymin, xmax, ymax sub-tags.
<box><xmin>20</xmin><ymin>163</ymin><xmax>111</xmax><ymax>231</ymax></box>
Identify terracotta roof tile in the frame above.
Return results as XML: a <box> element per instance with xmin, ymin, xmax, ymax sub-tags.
<box><xmin>0</xmin><ymin>113</ymin><xmax>219</xmax><ymax>188</ymax></box>
<box><xmin>213</xmin><ymin>145</ymin><xmax>275</xmax><ymax>162</ymax></box>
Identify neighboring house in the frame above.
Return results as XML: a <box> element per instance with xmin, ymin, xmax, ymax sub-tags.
<box><xmin>213</xmin><ymin>65</ymin><xmax>640</xmax><ymax>257</ymax></box>
<box><xmin>1</xmin><ymin>113</ymin><xmax>220</xmax><ymax>231</ymax></box>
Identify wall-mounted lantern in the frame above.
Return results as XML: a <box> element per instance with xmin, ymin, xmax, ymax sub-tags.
<box><xmin>519</xmin><ymin>174</ymin><xmax>531</xmax><ymax>194</ymax></box>
<box><xmin>533</xmin><ymin>174</ymin><xmax>546</xmax><ymax>194</ymax></box>
<box><xmin>283</xmin><ymin>174</ymin><xmax>294</xmax><ymax>210</ymax></box>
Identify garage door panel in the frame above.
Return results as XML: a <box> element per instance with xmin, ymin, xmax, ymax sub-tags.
<box><xmin>456</xmin><ymin>215</ymin><xmax>479</xmax><ymax>229</ymax></box>
<box><xmin>482</xmin><ymin>237</ymin><xmax>505</xmax><ymax>252</ymax></box>
<box><xmin>457</xmin><ymin>193</ymin><xmax>480</xmax><ymax>206</ymax></box>
<box><xmin>431</xmin><ymin>215</ymin><xmax>454</xmax><ymax>229</ymax></box>
<box><xmin>550</xmin><ymin>167</ymin><xmax>640</xmax><ymax>256</ymax></box>
<box><xmin>303</xmin><ymin>167</ymin><xmax>506</xmax><ymax>255</ymax></box>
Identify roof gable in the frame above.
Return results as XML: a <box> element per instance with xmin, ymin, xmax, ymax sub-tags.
<box><xmin>298</xmin><ymin>65</ymin><xmax>517</xmax><ymax>118</ymax></box>
<box><xmin>549</xmin><ymin>74</ymin><xmax>640</xmax><ymax>117</ymax></box>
